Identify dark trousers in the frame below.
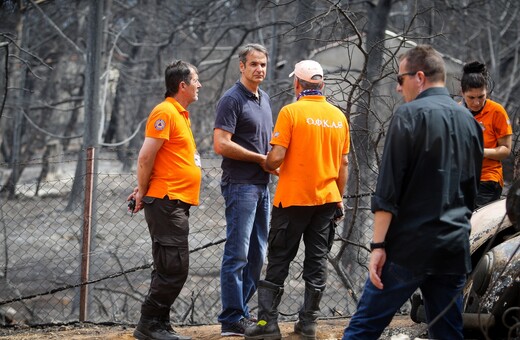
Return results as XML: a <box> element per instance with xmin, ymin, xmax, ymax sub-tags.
<box><xmin>476</xmin><ymin>180</ymin><xmax>502</xmax><ymax>208</ymax></box>
<box><xmin>265</xmin><ymin>203</ymin><xmax>336</xmax><ymax>287</ymax></box>
<box><xmin>141</xmin><ymin>196</ymin><xmax>191</xmax><ymax>318</ymax></box>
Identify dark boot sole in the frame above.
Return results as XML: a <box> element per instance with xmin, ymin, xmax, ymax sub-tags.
<box><xmin>294</xmin><ymin>332</ymin><xmax>316</xmax><ymax>340</ymax></box>
<box><xmin>244</xmin><ymin>336</ymin><xmax>281</xmax><ymax>340</ymax></box>
<box><xmin>133</xmin><ymin>329</ymin><xmax>151</xmax><ymax>340</ymax></box>
<box><xmin>294</xmin><ymin>325</ymin><xmax>316</xmax><ymax>340</ymax></box>
<box><xmin>133</xmin><ymin>328</ymin><xmax>191</xmax><ymax>340</ymax></box>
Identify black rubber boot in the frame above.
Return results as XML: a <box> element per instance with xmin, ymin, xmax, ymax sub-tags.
<box><xmin>294</xmin><ymin>282</ymin><xmax>325</xmax><ymax>340</ymax></box>
<box><xmin>244</xmin><ymin>280</ymin><xmax>284</xmax><ymax>340</ymax></box>
<box><xmin>133</xmin><ymin>315</ymin><xmax>191</xmax><ymax>340</ymax></box>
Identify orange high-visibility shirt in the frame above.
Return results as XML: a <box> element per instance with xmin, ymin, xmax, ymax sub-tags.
<box><xmin>270</xmin><ymin>95</ymin><xmax>350</xmax><ymax>207</ymax></box>
<box><xmin>144</xmin><ymin>97</ymin><xmax>202</xmax><ymax>205</ymax></box>
<box><xmin>473</xmin><ymin>99</ymin><xmax>512</xmax><ymax>187</ymax></box>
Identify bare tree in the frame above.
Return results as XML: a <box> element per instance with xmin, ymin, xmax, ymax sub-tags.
<box><xmin>1</xmin><ymin>0</ymin><xmax>520</xmax><ymax>321</ymax></box>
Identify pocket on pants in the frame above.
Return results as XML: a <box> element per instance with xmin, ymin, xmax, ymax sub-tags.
<box><xmin>152</xmin><ymin>235</ymin><xmax>189</xmax><ymax>275</ymax></box>
<box><xmin>386</xmin><ymin>261</ymin><xmax>420</xmax><ymax>284</ymax></box>
<box><xmin>327</xmin><ymin>221</ymin><xmax>336</xmax><ymax>251</ymax></box>
<box><xmin>268</xmin><ymin>208</ymin><xmax>289</xmax><ymax>249</ymax></box>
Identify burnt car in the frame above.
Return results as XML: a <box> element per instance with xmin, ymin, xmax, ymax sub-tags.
<box><xmin>410</xmin><ymin>180</ymin><xmax>520</xmax><ymax>339</ymax></box>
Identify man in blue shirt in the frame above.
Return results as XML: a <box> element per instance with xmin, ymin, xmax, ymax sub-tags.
<box><xmin>342</xmin><ymin>45</ymin><xmax>483</xmax><ymax>340</ymax></box>
<box><xmin>213</xmin><ymin>43</ymin><xmax>274</xmax><ymax>337</ymax></box>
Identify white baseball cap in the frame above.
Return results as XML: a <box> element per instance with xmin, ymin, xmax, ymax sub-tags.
<box><xmin>289</xmin><ymin>60</ymin><xmax>324</xmax><ymax>83</ymax></box>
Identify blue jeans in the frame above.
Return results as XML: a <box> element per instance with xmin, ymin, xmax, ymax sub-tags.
<box><xmin>218</xmin><ymin>183</ymin><xmax>270</xmax><ymax>325</ymax></box>
<box><xmin>342</xmin><ymin>261</ymin><xmax>466</xmax><ymax>340</ymax></box>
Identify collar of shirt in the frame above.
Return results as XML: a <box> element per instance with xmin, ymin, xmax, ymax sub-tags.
<box><xmin>297</xmin><ymin>89</ymin><xmax>322</xmax><ymax>100</ymax></box>
<box><xmin>165</xmin><ymin>96</ymin><xmax>189</xmax><ymax>118</ymax></box>
<box><xmin>415</xmin><ymin>86</ymin><xmax>450</xmax><ymax>100</ymax></box>
<box><xmin>236</xmin><ymin>80</ymin><xmax>261</xmax><ymax>103</ymax></box>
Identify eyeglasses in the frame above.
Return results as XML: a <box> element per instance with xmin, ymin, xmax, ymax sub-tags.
<box><xmin>396</xmin><ymin>71</ymin><xmax>418</xmax><ymax>86</ymax></box>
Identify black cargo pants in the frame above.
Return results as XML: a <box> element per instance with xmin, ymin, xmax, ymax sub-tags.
<box><xmin>265</xmin><ymin>203</ymin><xmax>337</xmax><ymax>287</ymax></box>
<box><xmin>140</xmin><ymin>196</ymin><xmax>191</xmax><ymax>318</ymax></box>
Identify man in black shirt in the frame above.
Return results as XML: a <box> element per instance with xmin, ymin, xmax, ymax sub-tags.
<box><xmin>342</xmin><ymin>45</ymin><xmax>483</xmax><ymax>340</ymax></box>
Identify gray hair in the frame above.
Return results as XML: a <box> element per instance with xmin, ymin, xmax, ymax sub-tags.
<box><xmin>238</xmin><ymin>43</ymin><xmax>269</xmax><ymax>64</ymax></box>
<box><xmin>297</xmin><ymin>77</ymin><xmax>322</xmax><ymax>90</ymax></box>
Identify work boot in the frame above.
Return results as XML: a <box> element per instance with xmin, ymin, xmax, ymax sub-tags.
<box><xmin>133</xmin><ymin>315</ymin><xmax>191</xmax><ymax>340</ymax></box>
<box><xmin>294</xmin><ymin>282</ymin><xmax>325</xmax><ymax>340</ymax></box>
<box><xmin>244</xmin><ymin>280</ymin><xmax>284</xmax><ymax>340</ymax></box>
<box><xmin>159</xmin><ymin>312</ymin><xmax>191</xmax><ymax>340</ymax></box>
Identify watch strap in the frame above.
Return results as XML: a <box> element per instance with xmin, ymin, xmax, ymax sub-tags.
<box><xmin>370</xmin><ymin>241</ymin><xmax>386</xmax><ymax>251</ymax></box>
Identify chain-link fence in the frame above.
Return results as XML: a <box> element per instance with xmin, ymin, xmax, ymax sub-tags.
<box><xmin>0</xmin><ymin>148</ymin><xmax>377</xmax><ymax>327</ymax></box>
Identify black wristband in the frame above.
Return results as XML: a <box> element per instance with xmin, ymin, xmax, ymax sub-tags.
<box><xmin>370</xmin><ymin>241</ymin><xmax>386</xmax><ymax>251</ymax></box>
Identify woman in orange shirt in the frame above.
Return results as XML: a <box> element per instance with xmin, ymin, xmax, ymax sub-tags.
<box><xmin>461</xmin><ymin>61</ymin><xmax>513</xmax><ymax>207</ymax></box>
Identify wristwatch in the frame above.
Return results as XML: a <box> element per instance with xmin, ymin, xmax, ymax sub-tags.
<box><xmin>370</xmin><ymin>241</ymin><xmax>386</xmax><ymax>251</ymax></box>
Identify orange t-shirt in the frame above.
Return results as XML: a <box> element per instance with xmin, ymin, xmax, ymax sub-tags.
<box><xmin>473</xmin><ymin>99</ymin><xmax>512</xmax><ymax>187</ymax></box>
<box><xmin>144</xmin><ymin>97</ymin><xmax>202</xmax><ymax>205</ymax></box>
<box><xmin>270</xmin><ymin>95</ymin><xmax>350</xmax><ymax>207</ymax></box>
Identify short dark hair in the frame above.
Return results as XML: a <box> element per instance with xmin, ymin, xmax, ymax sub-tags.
<box><xmin>238</xmin><ymin>43</ymin><xmax>269</xmax><ymax>64</ymax></box>
<box><xmin>297</xmin><ymin>77</ymin><xmax>322</xmax><ymax>90</ymax></box>
<box><xmin>164</xmin><ymin>60</ymin><xmax>197</xmax><ymax>98</ymax></box>
<box><xmin>399</xmin><ymin>45</ymin><xmax>445</xmax><ymax>83</ymax></box>
<box><xmin>461</xmin><ymin>61</ymin><xmax>488</xmax><ymax>93</ymax></box>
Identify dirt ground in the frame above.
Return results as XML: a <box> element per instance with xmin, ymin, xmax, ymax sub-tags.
<box><xmin>0</xmin><ymin>316</ymin><xmax>427</xmax><ymax>340</ymax></box>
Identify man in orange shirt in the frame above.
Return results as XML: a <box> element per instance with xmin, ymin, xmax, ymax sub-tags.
<box><xmin>245</xmin><ymin>60</ymin><xmax>349</xmax><ymax>340</ymax></box>
<box><xmin>128</xmin><ymin>60</ymin><xmax>202</xmax><ymax>340</ymax></box>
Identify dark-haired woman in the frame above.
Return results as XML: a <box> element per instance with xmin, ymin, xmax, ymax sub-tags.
<box><xmin>461</xmin><ymin>61</ymin><xmax>513</xmax><ymax>207</ymax></box>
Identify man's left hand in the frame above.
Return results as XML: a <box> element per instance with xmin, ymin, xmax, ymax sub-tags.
<box><xmin>369</xmin><ymin>249</ymin><xmax>386</xmax><ymax>289</ymax></box>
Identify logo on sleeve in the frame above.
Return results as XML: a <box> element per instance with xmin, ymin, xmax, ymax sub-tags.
<box><xmin>154</xmin><ymin>119</ymin><xmax>165</xmax><ymax>131</ymax></box>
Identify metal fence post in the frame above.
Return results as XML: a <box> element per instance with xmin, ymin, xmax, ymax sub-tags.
<box><xmin>79</xmin><ymin>147</ymin><xmax>95</xmax><ymax>321</ymax></box>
